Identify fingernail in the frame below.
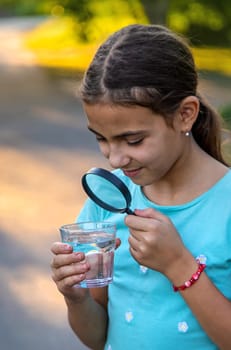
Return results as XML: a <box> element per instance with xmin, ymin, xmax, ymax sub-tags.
<box><xmin>74</xmin><ymin>252</ymin><xmax>83</xmax><ymax>258</ymax></box>
<box><xmin>64</xmin><ymin>244</ymin><xmax>71</xmax><ymax>251</ymax></box>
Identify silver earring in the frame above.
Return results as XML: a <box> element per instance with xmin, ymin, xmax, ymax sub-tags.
<box><xmin>185</xmin><ymin>131</ymin><xmax>190</xmax><ymax>136</ymax></box>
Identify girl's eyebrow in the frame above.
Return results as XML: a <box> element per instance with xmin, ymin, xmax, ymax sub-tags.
<box><xmin>88</xmin><ymin>126</ymin><xmax>146</xmax><ymax>138</ymax></box>
<box><xmin>88</xmin><ymin>126</ymin><xmax>103</xmax><ymax>137</ymax></box>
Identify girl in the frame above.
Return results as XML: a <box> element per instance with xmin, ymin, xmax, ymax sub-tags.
<box><xmin>51</xmin><ymin>24</ymin><xmax>231</xmax><ymax>349</ymax></box>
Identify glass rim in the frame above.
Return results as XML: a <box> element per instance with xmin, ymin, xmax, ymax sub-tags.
<box><xmin>59</xmin><ymin>221</ymin><xmax>116</xmax><ymax>232</ymax></box>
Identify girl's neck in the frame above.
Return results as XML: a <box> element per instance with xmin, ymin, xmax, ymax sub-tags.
<box><xmin>142</xmin><ymin>143</ymin><xmax>228</xmax><ymax>206</ymax></box>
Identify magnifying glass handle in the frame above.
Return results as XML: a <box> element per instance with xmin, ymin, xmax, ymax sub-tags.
<box><xmin>126</xmin><ymin>208</ymin><xmax>136</xmax><ymax>215</ymax></box>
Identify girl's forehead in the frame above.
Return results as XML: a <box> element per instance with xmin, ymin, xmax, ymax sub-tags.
<box><xmin>84</xmin><ymin>103</ymin><xmax>169</xmax><ymax>137</ymax></box>
<box><xmin>83</xmin><ymin>103</ymin><xmax>159</xmax><ymax>122</ymax></box>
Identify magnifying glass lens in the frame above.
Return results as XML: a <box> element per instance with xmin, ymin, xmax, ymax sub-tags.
<box><xmin>82</xmin><ymin>168</ymin><xmax>135</xmax><ymax>215</ymax></box>
<box><xmin>85</xmin><ymin>174</ymin><xmax>127</xmax><ymax>209</ymax></box>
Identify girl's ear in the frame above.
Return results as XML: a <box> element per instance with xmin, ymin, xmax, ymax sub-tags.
<box><xmin>178</xmin><ymin>96</ymin><xmax>200</xmax><ymax>133</ymax></box>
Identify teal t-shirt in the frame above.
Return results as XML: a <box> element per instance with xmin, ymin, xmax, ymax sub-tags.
<box><xmin>77</xmin><ymin>169</ymin><xmax>231</xmax><ymax>350</ymax></box>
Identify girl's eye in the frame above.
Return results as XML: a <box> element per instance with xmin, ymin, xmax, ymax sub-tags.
<box><xmin>127</xmin><ymin>139</ymin><xmax>143</xmax><ymax>146</ymax></box>
<box><xmin>96</xmin><ymin>137</ymin><xmax>106</xmax><ymax>142</ymax></box>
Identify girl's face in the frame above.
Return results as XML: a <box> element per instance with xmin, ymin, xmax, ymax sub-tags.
<box><xmin>83</xmin><ymin>103</ymin><xmax>188</xmax><ymax>187</ymax></box>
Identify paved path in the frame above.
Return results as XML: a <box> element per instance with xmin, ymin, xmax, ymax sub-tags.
<box><xmin>0</xmin><ymin>17</ymin><xmax>107</xmax><ymax>350</ymax></box>
<box><xmin>0</xmin><ymin>17</ymin><xmax>230</xmax><ymax>350</ymax></box>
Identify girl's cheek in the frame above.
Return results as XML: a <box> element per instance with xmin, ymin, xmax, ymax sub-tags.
<box><xmin>99</xmin><ymin>144</ymin><xmax>110</xmax><ymax>159</ymax></box>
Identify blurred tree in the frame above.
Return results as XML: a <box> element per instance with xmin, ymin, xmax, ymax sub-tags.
<box><xmin>1</xmin><ymin>0</ymin><xmax>231</xmax><ymax>46</ymax></box>
<box><xmin>168</xmin><ymin>0</ymin><xmax>231</xmax><ymax>46</ymax></box>
<box><xmin>131</xmin><ymin>0</ymin><xmax>231</xmax><ymax>46</ymax></box>
<box><xmin>139</xmin><ymin>0</ymin><xmax>169</xmax><ymax>24</ymax></box>
<box><xmin>0</xmin><ymin>0</ymin><xmax>15</xmax><ymax>15</ymax></box>
<box><xmin>57</xmin><ymin>0</ymin><xmax>94</xmax><ymax>42</ymax></box>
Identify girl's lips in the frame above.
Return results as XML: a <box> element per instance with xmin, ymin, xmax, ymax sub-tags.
<box><xmin>123</xmin><ymin>168</ymin><xmax>142</xmax><ymax>178</ymax></box>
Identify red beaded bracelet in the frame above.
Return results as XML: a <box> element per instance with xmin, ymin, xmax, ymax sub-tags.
<box><xmin>173</xmin><ymin>262</ymin><xmax>206</xmax><ymax>292</ymax></box>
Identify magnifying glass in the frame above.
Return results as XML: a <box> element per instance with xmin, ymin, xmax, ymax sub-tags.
<box><xmin>81</xmin><ymin>167</ymin><xmax>135</xmax><ymax>215</ymax></box>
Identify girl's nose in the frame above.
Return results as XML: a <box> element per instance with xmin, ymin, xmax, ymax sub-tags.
<box><xmin>108</xmin><ymin>147</ymin><xmax>130</xmax><ymax>169</ymax></box>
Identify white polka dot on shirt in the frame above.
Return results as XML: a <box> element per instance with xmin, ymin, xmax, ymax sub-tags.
<box><xmin>139</xmin><ymin>265</ymin><xmax>148</xmax><ymax>274</ymax></box>
<box><xmin>178</xmin><ymin>321</ymin><xmax>189</xmax><ymax>333</ymax></box>
<box><xmin>196</xmin><ymin>254</ymin><xmax>207</xmax><ymax>264</ymax></box>
<box><xmin>125</xmin><ymin>311</ymin><xmax>134</xmax><ymax>323</ymax></box>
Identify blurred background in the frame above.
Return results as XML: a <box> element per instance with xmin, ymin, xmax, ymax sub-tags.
<box><xmin>0</xmin><ymin>1</ymin><xmax>230</xmax><ymax>349</ymax></box>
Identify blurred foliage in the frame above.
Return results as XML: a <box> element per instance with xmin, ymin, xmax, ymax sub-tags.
<box><xmin>0</xmin><ymin>0</ymin><xmax>50</xmax><ymax>15</ymax></box>
<box><xmin>192</xmin><ymin>48</ymin><xmax>231</xmax><ymax>76</ymax></box>
<box><xmin>1</xmin><ymin>0</ymin><xmax>231</xmax><ymax>46</ymax></box>
<box><xmin>220</xmin><ymin>102</ymin><xmax>231</xmax><ymax>165</ymax></box>
<box><xmin>168</xmin><ymin>0</ymin><xmax>231</xmax><ymax>47</ymax></box>
<box><xmin>222</xmin><ymin>134</ymin><xmax>231</xmax><ymax>165</ymax></box>
<box><xmin>0</xmin><ymin>0</ymin><xmax>147</xmax><ymax>42</ymax></box>
<box><xmin>24</xmin><ymin>0</ymin><xmax>148</xmax><ymax>70</ymax></box>
<box><xmin>140</xmin><ymin>0</ymin><xmax>169</xmax><ymax>24</ymax></box>
<box><xmin>1</xmin><ymin>0</ymin><xmax>230</xmax><ymax>76</ymax></box>
<box><xmin>24</xmin><ymin>16</ymin><xmax>231</xmax><ymax>76</ymax></box>
<box><xmin>220</xmin><ymin>103</ymin><xmax>231</xmax><ymax>128</ymax></box>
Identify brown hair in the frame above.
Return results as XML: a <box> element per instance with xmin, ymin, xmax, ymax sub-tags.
<box><xmin>80</xmin><ymin>24</ymin><xmax>227</xmax><ymax>165</ymax></box>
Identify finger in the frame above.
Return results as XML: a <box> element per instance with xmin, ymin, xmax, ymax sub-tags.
<box><xmin>125</xmin><ymin>209</ymin><xmax>168</xmax><ymax>233</ymax></box>
<box><xmin>51</xmin><ymin>251</ymin><xmax>85</xmax><ymax>269</ymax></box>
<box><xmin>52</xmin><ymin>260</ymin><xmax>90</xmax><ymax>282</ymax></box>
<box><xmin>115</xmin><ymin>238</ymin><xmax>121</xmax><ymax>249</ymax></box>
<box><xmin>128</xmin><ymin>234</ymin><xmax>141</xmax><ymax>251</ymax></box>
<box><xmin>134</xmin><ymin>208</ymin><xmax>166</xmax><ymax>221</ymax></box>
<box><xmin>125</xmin><ymin>214</ymin><xmax>158</xmax><ymax>233</ymax></box>
<box><xmin>129</xmin><ymin>245</ymin><xmax>139</xmax><ymax>258</ymax></box>
<box><xmin>56</xmin><ymin>272</ymin><xmax>87</xmax><ymax>290</ymax></box>
<box><xmin>51</xmin><ymin>242</ymin><xmax>73</xmax><ymax>255</ymax></box>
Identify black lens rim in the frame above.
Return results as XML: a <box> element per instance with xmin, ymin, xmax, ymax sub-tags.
<box><xmin>81</xmin><ymin>167</ymin><xmax>132</xmax><ymax>213</ymax></box>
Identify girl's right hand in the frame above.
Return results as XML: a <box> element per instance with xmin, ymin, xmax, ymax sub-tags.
<box><xmin>50</xmin><ymin>242</ymin><xmax>91</xmax><ymax>302</ymax></box>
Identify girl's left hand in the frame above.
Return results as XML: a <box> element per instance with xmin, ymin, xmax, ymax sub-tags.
<box><xmin>125</xmin><ymin>208</ymin><xmax>191</xmax><ymax>278</ymax></box>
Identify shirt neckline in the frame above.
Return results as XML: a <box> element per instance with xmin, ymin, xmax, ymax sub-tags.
<box><xmin>137</xmin><ymin>169</ymin><xmax>231</xmax><ymax>212</ymax></box>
